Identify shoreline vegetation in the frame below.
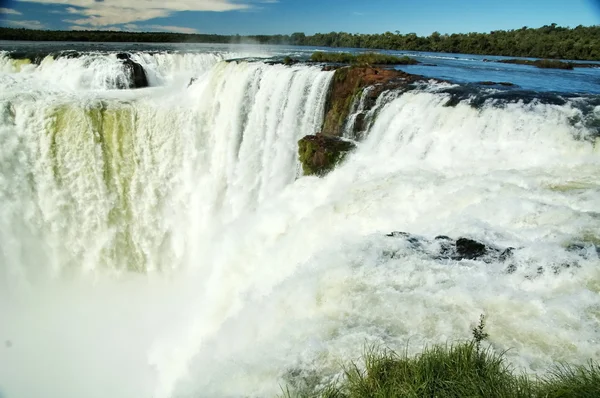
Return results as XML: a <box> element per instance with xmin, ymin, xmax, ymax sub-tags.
<box><xmin>309</xmin><ymin>52</ymin><xmax>419</xmax><ymax>66</ymax></box>
<box><xmin>1</xmin><ymin>24</ymin><xmax>599</xmax><ymax>61</ymax></box>
<box><xmin>282</xmin><ymin>316</ymin><xmax>600</xmax><ymax>398</ymax></box>
<box><xmin>495</xmin><ymin>58</ymin><xmax>599</xmax><ymax>70</ymax></box>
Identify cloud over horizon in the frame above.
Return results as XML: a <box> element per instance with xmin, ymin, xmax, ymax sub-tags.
<box><xmin>0</xmin><ymin>7</ymin><xmax>24</xmax><ymax>15</ymax></box>
<box><xmin>14</xmin><ymin>0</ymin><xmax>275</xmax><ymax>29</ymax></box>
<box><xmin>3</xmin><ymin>19</ymin><xmax>46</xmax><ymax>29</ymax></box>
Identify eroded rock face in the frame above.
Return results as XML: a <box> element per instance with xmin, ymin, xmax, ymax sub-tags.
<box><xmin>321</xmin><ymin>67</ymin><xmax>426</xmax><ymax>137</ymax></box>
<box><xmin>298</xmin><ymin>134</ymin><xmax>356</xmax><ymax>176</ymax></box>
<box><xmin>116</xmin><ymin>53</ymin><xmax>149</xmax><ymax>89</ymax></box>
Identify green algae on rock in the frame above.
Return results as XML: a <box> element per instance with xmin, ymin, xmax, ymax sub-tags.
<box><xmin>298</xmin><ymin>134</ymin><xmax>356</xmax><ymax>176</ymax></box>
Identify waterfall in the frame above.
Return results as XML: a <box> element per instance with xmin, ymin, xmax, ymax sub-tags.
<box><xmin>0</xmin><ymin>51</ymin><xmax>599</xmax><ymax>398</ymax></box>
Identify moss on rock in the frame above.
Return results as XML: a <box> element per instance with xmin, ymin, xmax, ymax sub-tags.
<box><xmin>321</xmin><ymin>67</ymin><xmax>425</xmax><ymax>137</ymax></box>
<box><xmin>298</xmin><ymin>134</ymin><xmax>356</xmax><ymax>176</ymax></box>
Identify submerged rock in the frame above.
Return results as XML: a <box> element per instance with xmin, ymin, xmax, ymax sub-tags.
<box><xmin>116</xmin><ymin>53</ymin><xmax>148</xmax><ymax>89</ymax></box>
<box><xmin>478</xmin><ymin>81</ymin><xmax>516</xmax><ymax>87</ymax></box>
<box><xmin>298</xmin><ymin>134</ymin><xmax>355</xmax><ymax>176</ymax></box>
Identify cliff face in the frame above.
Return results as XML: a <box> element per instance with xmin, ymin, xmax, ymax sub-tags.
<box><xmin>321</xmin><ymin>67</ymin><xmax>424</xmax><ymax>137</ymax></box>
<box><xmin>297</xmin><ymin>67</ymin><xmax>428</xmax><ymax>177</ymax></box>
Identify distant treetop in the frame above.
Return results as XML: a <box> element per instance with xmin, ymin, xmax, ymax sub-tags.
<box><xmin>1</xmin><ymin>24</ymin><xmax>599</xmax><ymax>60</ymax></box>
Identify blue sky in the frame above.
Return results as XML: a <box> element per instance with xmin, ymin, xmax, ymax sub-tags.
<box><xmin>0</xmin><ymin>0</ymin><xmax>599</xmax><ymax>35</ymax></box>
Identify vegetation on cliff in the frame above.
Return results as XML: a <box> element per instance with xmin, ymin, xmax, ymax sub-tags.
<box><xmin>2</xmin><ymin>23</ymin><xmax>599</xmax><ymax>60</ymax></box>
<box><xmin>282</xmin><ymin>316</ymin><xmax>600</xmax><ymax>398</ymax></box>
<box><xmin>298</xmin><ymin>134</ymin><xmax>355</xmax><ymax>176</ymax></box>
<box><xmin>310</xmin><ymin>52</ymin><xmax>418</xmax><ymax>66</ymax></box>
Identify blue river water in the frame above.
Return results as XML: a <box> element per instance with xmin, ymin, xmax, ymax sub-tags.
<box><xmin>1</xmin><ymin>40</ymin><xmax>600</xmax><ymax>94</ymax></box>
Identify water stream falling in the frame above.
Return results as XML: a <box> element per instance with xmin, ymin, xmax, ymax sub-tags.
<box><xmin>0</xmin><ymin>50</ymin><xmax>599</xmax><ymax>398</ymax></box>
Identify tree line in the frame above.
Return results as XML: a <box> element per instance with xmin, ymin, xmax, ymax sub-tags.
<box><xmin>1</xmin><ymin>24</ymin><xmax>599</xmax><ymax>60</ymax></box>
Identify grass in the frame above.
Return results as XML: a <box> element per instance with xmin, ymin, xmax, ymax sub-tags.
<box><xmin>497</xmin><ymin>59</ymin><xmax>575</xmax><ymax>70</ymax></box>
<box><xmin>281</xmin><ymin>316</ymin><xmax>600</xmax><ymax>398</ymax></box>
<box><xmin>310</xmin><ymin>51</ymin><xmax>419</xmax><ymax>66</ymax></box>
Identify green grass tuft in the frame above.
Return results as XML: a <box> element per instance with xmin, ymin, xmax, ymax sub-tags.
<box><xmin>538</xmin><ymin>361</ymin><xmax>600</xmax><ymax>398</ymax></box>
<box><xmin>281</xmin><ymin>315</ymin><xmax>600</xmax><ymax>398</ymax></box>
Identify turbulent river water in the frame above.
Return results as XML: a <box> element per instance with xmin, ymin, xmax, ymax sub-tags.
<box><xmin>0</xmin><ymin>42</ymin><xmax>599</xmax><ymax>398</ymax></box>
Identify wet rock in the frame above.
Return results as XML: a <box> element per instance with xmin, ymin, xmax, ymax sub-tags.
<box><xmin>116</xmin><ymin>53</ymin><xmax>148</xmax><ymax>89</ymax></box>
<box><xmin>283</xmin><ymin>56</ymin><xmax>297</xmax><ymax>66</ymax></box>
<box><xmin>478</xmin><ymin>81</ymin><xmax>516</xmax><ymax>87</ymax></box>
<box><xmin>443</xmin><ymin>96</ymin><xmax>462</xmax><ymax>107</ymax></box>
<box><xmin>387</xmin><ymin>231</ymin><xmax>411</xmax><ymax>238</ymax></box>
<box><xmin>321</xmin><ymin>67</ymin><xmax>429</xmax><ymax>137</ymax></box>
<box><xmin>499</xmin><ymin>247</ymin><xmax>515</xmax><ymax>262</ymax></box>
<box><xmin>353</xmin><ymin>113</ymin><xmax>367</xmax><ymax>133</ymax></box>
<box><xmin>387</xmin><ymin>233</ymin><xmax>512</xmax><ymax>263</ymax></box>
<box><xmin>455</xmin><ymin>238</ymin><xmax>487</xmax><ymax>260</ymax></box>
<box><xmin>298</xmin><ymin>134</ymin><xmax>355</xmax><ymax>176</ymax></box>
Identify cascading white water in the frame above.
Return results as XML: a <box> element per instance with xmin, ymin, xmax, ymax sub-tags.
<box><xmin>0</xmin><ymin>60</ymin><xmax>332</xmax><ymax>276</ymax></box>
<box><xmin>0</xmin><ymin>51</ymin><xmax>251</xmax><ymax>90</ymax></box>
<box><xmin>0</xmin><ymin>53</ymin><xmax>599</xmax><ymax>398</ymax></box>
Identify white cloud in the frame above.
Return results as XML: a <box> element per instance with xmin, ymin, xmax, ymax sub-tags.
<box><xmin>1</xmin><ymin>8</ymin><xmax>23</xmax><ymax>15</ymax></box>
<box><xmin>16</xmin><ymin>0</ymin><xmax>256</xmax><ymax>26</ymax></box>
<box><xmin>69</xmin><ymin>24</ymin><xmax>121</xmax><ymax>31</ymax></box>
<box><xmin>64</xmin><ymin>7</ymin><xmax>170</xmax><ymax>26</ymax></box>
<box><xmin>4</xmin><ymin>19</ymin><xmax>46</xmax><ymax>29</ymax></box>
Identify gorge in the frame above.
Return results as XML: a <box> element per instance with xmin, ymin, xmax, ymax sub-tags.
<box><xmin>0</xmin><ymin>46</ymin><xmax>599</xmax><ymax>398</ymax></box>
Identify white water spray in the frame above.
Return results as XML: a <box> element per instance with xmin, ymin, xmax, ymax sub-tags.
<box><xmin>0</xmin><ymin>53</ymin><xmax>599</xmax><ymax>398</ymax></box>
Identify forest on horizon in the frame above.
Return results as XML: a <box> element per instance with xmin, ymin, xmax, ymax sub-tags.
<box><xmin>1</xmin><ymin>24</ymin><xmax>599</xmax><ymax>60</ymax></box>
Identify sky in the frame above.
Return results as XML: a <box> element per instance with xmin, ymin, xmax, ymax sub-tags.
<box><xmin>0</xmin><ymin>0</ymin><xmax>599</xmax><ymax>36</ymax></box>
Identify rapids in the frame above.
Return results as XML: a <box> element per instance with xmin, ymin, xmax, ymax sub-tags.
<box><xmin>0</xmin><ymin>47</ymin><xmax>599</xmax><ymax>398</ymax></box>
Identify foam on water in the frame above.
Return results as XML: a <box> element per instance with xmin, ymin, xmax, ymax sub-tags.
<box><xmin>0</xmin><ymin>51</ymin><xmax>249</xmax><ymax>90</ymax></box>
<box><xmin>0</xmin><ymin>53</ymin><xmax>599</xmax><ymax>398</ymax></box>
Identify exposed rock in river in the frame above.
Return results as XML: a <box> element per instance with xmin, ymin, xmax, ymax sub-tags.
<box><xmin>298</xmin><ymin>133</ymin><xmax>356</xmax><ymax>176</ymax></box>
<box><xmin>297</xmin><ymin>66</ymin><xmax>431</xmax><ymax>176</ymax></box>
<box><xmin>387</xmin><ymin>231</ymin><xmax>513</xmax><ymax>263</ymax></box>
<box><xmin>116</xmin><ymin>53</ymin><xmax>149</xmax><ymax>89</ymax></box>
<box><xmin>321</xmin><ymin>66</ymin><xmax>427</xmax><ymax>137</ymax></box>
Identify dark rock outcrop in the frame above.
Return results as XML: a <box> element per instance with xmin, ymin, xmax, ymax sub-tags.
<box><xmin>384</xmin><ymin>232</ymin><xmax>599</xmax><ymax>277</ymax></box>
<box><xmin>456</xmin><ymin>238</ymin><xmax>488</xmax><ymax>260</ymax></box>
<box><xmin>478</xmin><ymin>81</ymin><xmax>516</xmax><ymax>87</ymax></box>
<box><xmin>116</xmin><ymin>53</ymin><xmax>148</xmax><ymax>89</ymax></box>
<box><xmin>298</xmin><ymin>133</ymin><xmax>356</xmax><ymax>176</ymax></box>
<box><xmin>283</xmin><ymin>56</ymin><xmax>297</xmax><ymax>66</ymax></box>
<box><xmin>386</xmin><ymin>232</ymin><xmax>513</xmax><ymax>263</ymax></box>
